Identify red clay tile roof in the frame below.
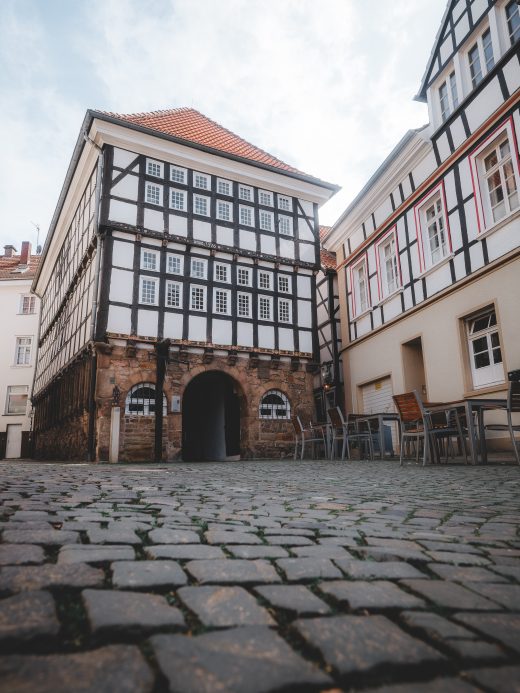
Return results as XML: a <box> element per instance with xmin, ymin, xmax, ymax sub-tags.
<box><xmin>320</xmin><ymin>248</ymin><xmax>336</xmax><ymax>271</ymax></box>
<box><xmin>101</xmin><ymin>107</ymin><xmax>303</xmax><ymax>174</ymax></box>
<box><xmin>0</xmin><ymin>253</ymin><xmax>40</xmax><ymax>280</ymax></box>
<box><xmin>319</xmin><ymin>225</ymin><xmax>331</xmax><ymax>240</ymax></box>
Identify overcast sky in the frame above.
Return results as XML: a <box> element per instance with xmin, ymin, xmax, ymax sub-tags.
<box><xmin>0</xmin><ymin>0</ymin><xmax>447</xmax><ymax>252</ymax></box>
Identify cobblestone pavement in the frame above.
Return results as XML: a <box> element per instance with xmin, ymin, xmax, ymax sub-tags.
<box><xmin>0</xmin><ymin>460</ymin><xmax>519</xmax><ymax>693</ymax></box>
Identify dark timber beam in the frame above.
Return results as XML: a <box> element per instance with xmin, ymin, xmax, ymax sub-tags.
<box><xmin>154</xmin><ymin>339</ymin><xmax>171</xmax><ymax>463</ymax></box>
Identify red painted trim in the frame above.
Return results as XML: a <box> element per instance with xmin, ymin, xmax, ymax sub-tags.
<box><xmin>349</xmin><ymin>253</ymin><xmax>370</xmax><ymax>318</ymax></box>
<box><xmin>374</xmin><ymin>225</ymin><xmax>402</xmax><ymax>301</ymax></box>
<box><xmin>413</xmin><ymin>180</ymin><xmax>450</xmax><ymax>273</ymax></box>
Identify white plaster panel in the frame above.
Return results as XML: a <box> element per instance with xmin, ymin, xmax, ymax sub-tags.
<box><xmin>439</xmin><ymin>35</ymin><xmax>454</xmax><ymax>65</ymax></box>
<box><xmin>112</xmin><ymin>240</ymin><xmax>134</xmax><ymax>269</ymax></box>
<box><xmin>452</xmin><ymin>0</ymin><xmax>464</xmax><ymax>22</ymax></box>
<box><xmin>396</xmin><ymin>218</ymin><xmax>406</xmax><ymax>249</ymax></box>
<box><xmin>369</xmin><ymin>275</ymin><xmax>378</xmax><ymax>304</ymax></box>
<box><xmin>400</xmin><ymin>251</ymin><xmax>410</xmax><ymax>286</ymax></box>
<box><xmin>111</xmin><ymin>175</ymin><xmax>138</xmax><ymax>201</ymax></box>
<box><xmin>212</xmin><ymin>319</ymin><xmax>232</xmax><ymax>346</ymax></box>
<box><xmin>109</xmin><ymin>200</ymin><xmax>137</xmax><ymax>226</ymax></box>
<box><xmin>366</xmin><ymin>244</ymin><xmax>376</xmax><ymax>273</ymax></box>
<box><xmin>412</xmin><ymin>152</ymin><xmax>436</xmax><ymax>187</ymax></box>
<box><xmin>372</xmin><ymin>309</ymin><xmax>382</xmax><ymax>330</ymax></box>
<box><xmin>464</xmin><ymin>199</ymin><xmax>479</xmax><ymax>242</ymax></box>
<box><xmin>144</xmin><ymin>238</ymin><xmax>162</xmax><ymax>248</ymax></box>
<box><xmin>383</xmin><ymin>294</ymin><xmax>401</xmax><ymax>322</ymax></box>
<box><xmin>450</xmin><ymin>117</ymin><xmax>466</xmax><ymax>150</ymax></box>
<box><xmin>163</xmin><ymin>312</ymin><xmax>183</xmax><ymax>340</ymax></box>
<box><xmin>240</xmin><ymin>230</ymin><xmax>257</xmax><ymax>251</ymax></box>
<box><xmin>470</xmin><ymin>0</ymin><xmax>487</xmax><ymax>25</ymax></box>
<box><xmin>454</xmin><ymin>12</ymin><xmax>470</xmax><ymax>45</ymax></box>
<box><xmin>193</xmin><ymin>220</ymin><xmax>211</xmax><ymax>242</ymax></box>
<box><xmin>260</xmin><ymin>234</ymin><xmax>276</xmax><ymax>255</ymax></box>
<box><xmin>279</xmin><ymin>238</ymin><xmax>295</xmax><ymax>259</ymax></box>
<box><xmin>298</xmin><ymin>300</ymin><xmax>312</xmax><ymax>328</ymax></box>
<box><xmin>113</xmin><ymin>148</ymin><xmax>138</xmax><ymax>169</ymax></box>
<box><xmin>317</xmin><ymin>302</ymin><xmax>328</xmax><ymax>325</ymax></box>
<box><xmin>437</xmin><ymin>132</ymin><xmax>451</xmax><ymax>163</ymax></box>
<box><xmin>469</xmin><ymin>240</ymin><xmax>484</xmax><ymax>271</ymax></box>
<box><xmin>453</xmin><ymin>251</ymin><xmax>467</xmax><ymax>281</ymax></box>
<box><xmin>258</xmin><ymin>325</ymin><xmax>275</xmax><ymax>349</ymax></box>
<box><xmin>298</xmin><ymin>218</ymin><xmax>314</xmax><ymax>242</ymax></box>
<box><xmin>144</xmin><ymin>208</ymin><xmax>164</xmax><ymax>232</ymax></box>
<box><xmin>216</xmin><ymin>225</ymin><xmax>234</xmax><ymax>247</ymax></box>
<box><xmin>169</xmin><ymin>215</ymin><xmax>188</xmax><ymax>237</ymax></box>
<box><xmin>465</xmin><ymin>79</ymin><xmax>503</xmax><ymax>134</ymax></box>
<box><xmin>299</xmin><ymin>243</ymin><xmax>315</xmax><ymax>264</ymax></box>
<box><xmin>356</xmin><ymin>315</ymin><xmax>371</xmax><ymax>338</ymax></box>
<box><xmin>237</xmin><ymin>322</ymin><xmax>253</xmax><ymax>347</ymax></box>
<box><xmin>486</xmin><ymin>219</ymin><xmax>520</xmax><ymax>262</ymax></box>
<box><xmin>189</xmin><ymin>316</ymin><xmax>206</xmax><ymax>341</ymax></box>
<box><xmin>426</xmin><ymin>262</ymin><xmax>452</xmax><ymax>297</ymax></box>
<box><xmin>448</xmin><ymin>209</ymin><xmax>463</xmax><ymax>251</ymax></box>
<box><xmin>414</xmin><ymin>280</ymin><xmax>424</xmax><ymax>304</ymax></box>
<box><xmin>503</xmin><ymin>56</ymin><xmax>520</xmax><ymax>96</ymax></box>
<box><xmin>297</xmin><ymin>275</ymin><xmax>311</xmax><ymax>299</ymax></box>
<box><xmin>278</xmin><ymin>328</ymin><xmax>294</xmax><ymax>351</ymax></box>
<box><xmin>299</xmin><ymin>330</ymin><xmax>313</xmax><ymax>353</ymax></box>
<box><xmin>299</xmin><ymin>199</ymin><xmax>314</xmax><ymax>216</ymax></box>
<box><xmin>374</xmin><ymin>197</ymin><xmax>393</xmax><ymax>228</ymax></box>
<box><xmin>109</xmin><ymin>268</ymin><xmax>133</xmax><ymax>303</ymax></box>
<box><xmin>137</xmin><ymin>310</ymin><xmax>158</xmax><ymax>338</ymax></box>
<box><xmin>458</xmin><ymin>158</ymin><xmax>474</xmax><ymax>199</ymax></box>
<box><xmin>401</xmin><ymin>176</ymin><xmax>412</xmax><ymax>200</ymax></box>
<box><xmin>350</xmin><ymin>227</ymin><xmax>365</xmax><ymax>252</ymax></box>
<box><xmin>403</xmin><ymin>287</ymin><xmax>413</xmax><ymax>311</ymax></box>
<box><xmin>107</xmin><ymin>305</ymin><xmax>131</xmax><ymax>334</ymax></box>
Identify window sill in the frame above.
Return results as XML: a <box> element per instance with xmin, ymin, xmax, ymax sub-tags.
<box><xmin>11</xmin><ymin>365</ymin><xmax>32</xmax><ymax>369</ymax></box>
<box><xmin>353</xmin><ymin>307</ymin><xmax>371</xmax><ymax>320</ymax></box>
<box><xmin>478</xmin><ymin>208</ymin><xmax>520</xmax><ymax>240</ymax></box>
<box><xmin>417</xmin><ymin>253</ymin><xmax>454</xmax><ymax>279</ymax></box>
<box><xmin>464</xmin><ymin>382</ymin><xmax>507</xmax><ymax>398</ymax></box>
<box><xmin>375</xmin><ymin>287</ymin><xmax>404</xmax><ymax>308</ymax></box>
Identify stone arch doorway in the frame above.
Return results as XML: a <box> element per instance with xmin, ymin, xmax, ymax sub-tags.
<box><xmin>182</xmin><ymin>371</ymin><xmax>242</xmax><ymax>461</ymax></box>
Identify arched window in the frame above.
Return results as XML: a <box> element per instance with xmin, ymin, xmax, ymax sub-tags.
<box><xmin>125</xmin><ymin>382</ymin><xmax>167</xmax><ymax>416</ymax></box>
<box><xmin>259</xmin><ymin>390</ymin><xmax>291</xmax><ymax>420</ymax></box>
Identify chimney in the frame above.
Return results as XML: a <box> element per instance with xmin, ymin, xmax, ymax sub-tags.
<box><xmin>20</xmin><ymin>241</ymin><xmax>31</xmax><ymax>266</ymax></box>
<box><xmin>3</xmin><ymin>245</ymin><xmax>16</xmax><ymax>258</ymax></box>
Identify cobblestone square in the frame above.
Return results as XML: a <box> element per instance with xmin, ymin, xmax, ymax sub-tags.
<box><xmin>0</xmin><ymin>459</ymin><xmax>519</xmax><ymax>692</ymax></box>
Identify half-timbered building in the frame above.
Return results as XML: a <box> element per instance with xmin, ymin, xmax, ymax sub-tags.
<box><xmin>32</xmin><ymin>108</ymin><xmax>337</xmax><ymax>461</ymax></box>
<box><xmin>324</xmin><ymin>0</ymin><xmax>520</xmax><ymax>446</ymax></box>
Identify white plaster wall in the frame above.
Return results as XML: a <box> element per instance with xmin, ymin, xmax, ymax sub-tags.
<box><xmin>107</xmin><ymin>305</ymin><xmax>131</xmax><ymax>334</ymax></box>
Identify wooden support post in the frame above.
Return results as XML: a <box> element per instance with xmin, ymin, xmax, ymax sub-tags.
<box><xmin>154</xmin><ymin>339</ymin><xmax>171</xmax><ymax>463</ymax></box>
<box><xmin>109</xmin><ymin>406</ymin><xmax>120</xmax><ymax>463</ymax></box>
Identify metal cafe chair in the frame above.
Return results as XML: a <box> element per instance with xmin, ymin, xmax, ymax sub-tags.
<box><xmin>327</xmin><ymin>407</ymin><xmax>373</xmax><ymax>461</ymax></box>
<box><xmin>291</xmin><ymin>416</ymin><xmax>326</xmax><ymax>460</ymax></box>
<box><xmin>484</xmin><ymin>380</ymin><xmax>520</xmax><ymax>465</ymax></box>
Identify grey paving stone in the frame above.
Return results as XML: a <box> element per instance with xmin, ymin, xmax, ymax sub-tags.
<box><xmin>146</xmin><ymin>544</ymin><xmax>225</xmax><ymax>560</ymax></box>
<box><xmin>455</xmin><ymin>613</ymin><xmax>520</xmax><ymax>653</ymax></box>
<box><xmin>289</xmin><ymin>544</ymin><xmax>351</xmax><ymax>558</ymax></box>
<box><xmin>86</xmin><ymin>528</ymin><xmax>141</xmax><ymax>544</ymax></box>
<box><xmin>364</xmin><ymin>678</ymin><xmax>480</xmax><ymax>692</ymax></box>
<box><xmin>294</xmin><ymin>615</ymin><xmax>443</xmax><ymax>675</ymax></box>
<box><xmin>317</xmin><ymin>536</ymin><xmax>359</xmax><ymax>548</ymax></box>
<box><xmin>464</xmin><ymin>665</ymin><xmax>520</xmax><ymax>693</ymax></box>
<box><xmin>0</xmin><ymin>562</ymin><xmax>104</xmax><ymax>593</ymax></box>
<box><xmin>82</xmin><ymin>589</ymin><xmax>184</xmax><ymax>632</ymax></box>
<box><xmin>428</xmin><ymin>564</ymin><xmax>508</xmax><ymax>583</ymax></box>
<box><xmin>427</xmin><ymin>551</ymin><xmax>491</xmax><ymax>566</ymax></box>
<box><xmin>0</xmin><ymin>591</ymin><xmax>59</xmax><ymax>641</ymax></box>
<box><xmin>186</xmin><ymin>559</ymin><xmax>281</xmax><ymax>585</ymax></box>
<box><xmin>446</xmin><ymin>639</ymin><xmax>506</xmax><ymax>660</ymax></box>
<box><xmin>334</xmin><ymin>559</ymin><xmax>427</xmax><ymax>580</ymax></box>
<box><xmin>491</xmin><ymin>565</ymin><xmax>520</xmax><ymax>581</ymax></box>
<box><xmin>150</xmin><ymin>626</ymin><xmax>331</xmax><ymax>692</ymax></box>
<box><xmin>275</xmin><ymin>557</ymin><xmax>342</xmax><ymax>581</ymax></box>
<box><xmin>358</xmin><ymin>546</ymin><xmax>429</xmax><ymax>562</ymax></box>
<box><xmin>0</xmin><ymin>544</ymin><xmax>45</xmax><ymax>566</ymax></box>
<box><xmin>0</xmin><ymin>645</ymin><xmax>154</xmax><ymax>693</ymax></box>
<box><xmin>112</xmin><ymin>561</ymin><xmax>187</xmax><ymax>589</ymax></box>
<box><xmin>320</xmin><ymin>580</ymin><xmax>425</xmax><ymax>609</ymax></box>
<box><xmin>366</xmin><ymin>537</ymin><xmax>422</xmax><ymax>551</ymax></box>
<box><xmin>2</xmin><ymin>529</ymin><xmax>79</xmax><ymax>545</ymax></box>
<box><xmin>264</xmin><ymin>535</ymin><xmax>315</xmax><ymax>546</ymax></box>
<box><xmin>178</xmin><ymin>586</ymin><xmax>274</xmax><ymax>627</ymax></box>
<box><xmin>226</xmin><ymin>545</ymin><xmax>289</xmax><ymax>559</ymax></box>
<box><xmin>401</xmin><ymin>580</ymin><xmax>503</xmax><ymax>610</ymax></box>
<box><xmin>58</xmin><ymin>545</ymin><xmax>135</xmax><ymax>564</ymax></box>
<box><xmin>465</xmin><ymin>583</ymin><xmax>520</xmax><ymax>610</ymax></box>
<box><xmin>10</xmin><ymin>510</ymin><xmax>50</xmax><ymax>520</ymax></box>
<box><xmin>148</xmin><ymin>528</ymin><xmax>201</xmax><ymax>544</ymax></box>
<box><xmin>254</xmin><ymin>585</ymin><xmax>330</xmax><ymax>615</ymax></box>
<box><xmin>204</xmin><ymin>530</ymin><xmax>261</xmax><ymax>545</ymax></box>
<box><xmin>401</xmin><ymin>611</ymin><xmax>477</xmax><ymax>640</ymax></box>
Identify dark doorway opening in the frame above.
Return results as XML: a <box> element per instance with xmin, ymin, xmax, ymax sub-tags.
<box><xmin>402</xmin><ymin>336</ymin><xmax>427</xmax><ymax>399</ymax></box>
<box><xmin>182</xmin><ymin>371</ymin><xmax>241</xmax><ymax>461</ymax></box>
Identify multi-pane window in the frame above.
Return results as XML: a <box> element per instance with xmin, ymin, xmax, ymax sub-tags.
<box><xmin>146</xmin><ymin>183</ymin><xmax>162</xmax><ymax>205</ymax></box>
<box><xmin>237</xmin><ymin>292</ymin><xmax>251</xmax><ymax>318</ymax></box>
<box><xmin>215</xmin><ymin>263</ymin><xmax>229</xmax><ymax>283</ymax></box>
<box><xmin>278</xmin><ymin>298</ymin><xmax>291</xmax><ymax>323</ymax></box>
<box><xmin>278</xmin><ymin>275</ymin><xmax>291</xmax><ymax>293</ymax></box>
<box><xmin>259</xmin><ymin>296</ymin><xmax>272</xmax><ymax>320</ymax></box>
<box><xmin>217</xmin><ymin>179</ymin><xmax>232</xmax><ymax>196</ymax></box>
<box><xmin>239</xmin><ymin>206</ymin><xmax>254</xmax><ymax>226</ymax></box>
<box><xmin>259</xmin><ymin>210</ymin><xmax>273</xmax><ymax>231</ymax></box>
<box><xmin>482</xmin><ymin>136</ymin><xmax>519</xmax><ymax>223</ymax></box>
<box><xmin>352</xmin><ymin>259</ymin><xmax>369</xmax><ymax>315</ymax></box>
<box><xmin>466</xmin><ymin>309</ymin><xmax>503</xmax><ymax>388</ymax></box>
<box><xmin>279</xmin><ymin>215</ymin><xmax>293</xmax><ymax>236</ymax></box>
<box><xmin>239</xmin><ymin>185</ymin><xmax>253</xmax><ymax>201</ymax></box>
<box><xmin>15</xmin><ymin>337</ymin><xmax>32</xmax><ymax>365</ymax></box>
<box><xmin>170</xmin><ymin>165</ymin><xmax>187</xmax><ymax>184</ymax></box>
<box><xmin>217</xmin><ymin>201</ymin><xmax>232</xmax><ymax>222</ymax></box>
<box><xmin>19</xmin><ymin>295</ymin><xmax>36</xmax><ymax>314</ymax></box>
<box><xmin>259</xmin><ymin>190</ymin><xmax>273</xmax><ymax>206</ymax></box>
<box><xmin>377</xmin><ymin>233</ymin><xmax>400</xmax><ymax>298</ymax></box>
<box><xmin>166</xmin><ymin>281</ymin><xmax>182</xmax><ymax>308</ymax></box>
<box><xmin>194</xmin><ymin>195</ymin><xmax>209</xmax><ymax>216</ymax></box>
<box><xmin>191</xmin><ymin>258</ymin><xmax>207</xmax><ymax>279</ymax></box>
<box><xmin>140</xmin><ymin>277</ymin><xmax>158</xmax><ymax>305</ymax></box>
<box><xmin>214</xmin><ymin>288</ymin><xmax>230</xmax><ymax>315</ymax></box>
<box><xmin>468</xmin><ymin>29</ymin><xmax>494</xmax><ymax>88</ymax></box>
<box><xmin>190</xmin><ymin>285</ymin><xmax>206</xmax><ymax>311</ymax></box>
<box><xmin>237</xmin><ymin>267</ymin><xmax>252</xmax><ymax>286</ymax></box>
<box><xmin>424</xmin><ymin>195</ymin><xmax>448</xmax><ymax>266</ymax></box>
<box><xmin>194</xmin><ymin>172</ymin><xmax>210</xmax><ymax>190</ymax></box>
<box><xmin>167</xmin><ymin>254</ymin><xmax>183</xmax><ymax>275</ymax></box>
<box><xmin>6</xmin><ymin>385</ymin><xmax>28</xmax><ymax>415</ymax></box>
<box><xmin>170</xmin><ymin>189</ymin><xmax>186</xmax><ymax>211</ymax></box>
<box><xmin>259</xmin><ymin>390</ymin><xmax>290</xmax><ymax>419</ymax></box>
<box><xmin>147</xmin><ymin>160</ymin><xmax>162</xmax><ymax>177</ymax></box>
<box><xmin>258</xmin><ymin>271</ymin><xmax>272</xmax><ymax>290</ymax></box>
<box><xmin>125</xmin><ymin>383</ymin><xmax>167</xmax><ymax>416</ymax></box>
<box><xmin>278</xmin><ymin>195</ymin><xmax>291</xmax><ymax>211</ymax></box>
<box><xmin>506</xmin><ymin>0</ymin><xmax>520</xmax><ymax>45</ymax></box>
<box><xmin>141</xmin><ymin>249</ymin><xmax>158</xmax><ymax>271</ymax></box>
<box><xmin>439</xmin><ymin>71</ymin><xmax>458</xmax><ymax>122</ymax></box>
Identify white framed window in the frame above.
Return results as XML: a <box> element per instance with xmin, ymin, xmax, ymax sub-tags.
<box><xmin>217</xmin><ymin>200</ymin><xmax>233</xmax><ymax>222</ymax></box>
<box><xmin>146</xmin><ymin>183</ymin><xmax>162</xmax><ymax>206</ymax></box>
<box><xmin>505</xmin><ymin>0</ymin><xmax>520</xmax><ymax>45</ymax></box>
<box><xmin>259</xmin><ymin>210</ymin><xmax>273</xmax><ymax>231</ymax></box>
<box><xmin>469</xmin><ymin>119</ymin><xmax>520</xmax><ymax>232</ymax></box>
<box><xmin>237</xmin><ymin>292</ymin><xmax>251</xmax><ymax>318</ymax></box>
<box><xmin>259</xmin><ymin>389</ymin><xmax>290</xmax><ymax>419</ymax></box>
<box><xmin>438</xmin><ymin>71</ymin><xmax>459</xmax><ymax>122</ymax></box>
<box><xmin>190</xmin><ymin>285</ymin><xmax>206</xmax><ymax>311</ymax></box>
<box><xmin>194</xmin><ymin>195</ymin><xmax>210</xmax><ymax>216</ymax></box>
<box><xmin>214</xmin><ymin>288</ymin><xmax>231</xmax><ymax>315</ymax></box>
<box><xmin>170</xmin><ymin>189</ymin><xmax>186</xmax><ymax>211</ymax></box>
<box><xmin>466</xmin><ymin>308</ymin><xmax>504</xmax><ymax>388</ymax></box>
<box><xmin>139</xmin><ymin>277</ymin><xmax>159</xmax><ymax>305</ymax></box>
<box><xmin>376</xmin><ymin>228</ymin><xmax>401</xmax><ymax>300</ymax></box>
<box><xmin>259</xmin><ymin>190</ymin><xmax>273</xmax><ymax>206</ymax></box>
<box><xmin>191</xmin><ymin>258</ymin><xmax>208</xmax><ymax>279</ymax></box>
<box><xmin>237</xmin><ymin>267</ymin><xmax>252</xmax><ymax>286</ymax></box>
<box><xmin>350</xmin><ymin>256</ymin><xmax>370</xmax><ymax>317</ymax></box>
<box><xmin>14</xmin><ymin>337</ymin><xmax>32</xmax><ymax>366</ymax></box>
<box><xmin>278</xmin><ymin>275</ymin><xmax>291</xmax><ymax>293</ymax></box>
<box><xmin>468</xmin><ymin>28</ymin><xmax>494</xmax><ymax>88</ymax></box>
<box><xmin>239</xmin><ymin>205</ymin><xmax>254</xmax><ymax>226</ymax></box>
<box><xmin>166</xmin><ymin>281</ymin><xmax>182</xmax><ymax>308</ymax></box>
<box><xmin>141</xmin><ymin>249</ymin><xmax>159</xmax><ymax>271</ymax></box>
<box><xmin>194</xmin><ymin>172</ymin><xmax>210</xmax><ymax>190</ymax></box>
<box><xmin>6</xmin><ymin>385</ymin><xmax>28</xmax><ymax>415</ymax></box>
<box><xmin>278</xmin><ymin>195</ymin><xmax>292</xmax><ymax>211</ymax></box>
<box><xmin>146</xmin><ymin>159</ymin><xmax>163</xmax><ymax>178</ymax></box>
<box><xmin>217</xmin><ymin>178</ymin><xmax>232</xmax><ymax>196</ymax></box>
<box><xmin>214</xmin><ymin>262</ymin><xmax>229</xmax><ymax>283</ymax></box>
<box><xmin>278</xmin><ymin>298</ymin><xmax>291</xmax><ymax>323</ymax></box>
<box><xmin>170</xmin><ymin>165</ymin><xmax>187</xmax><ymax>185</ymax></box>
<box><xmin>414</xmin><ymin>185</ymin><xmax>451</xmax><ymax>271</ymax></box>
<box><xmin>167</xmin><ymin>254</ymin><xmax>183</xmax><ymax>275</ymax></box>
<box><xmin>19</xmin><ymin>295</ymin><xmax>36</xmax><ymax>314</ymax></box>
<box><xmin>239</xmin><ymin>185</ymin><xmax>253</xmax><ymax>201</ymax></box>
<box><xmin>125</xmin><ymin>382</ymin><xmax>166</xmax><ymax>416</ymax></box>
<box><xmin>258</xmin><ymin>270</ymin><xmax>272</xmax><ymax>290</ymax></box>
<box><xmin>259</xmin><ymin>295</ymin><xmax>273</xmax><ymax>321</ymax></box>
<box><xmin>278</xmin><ymin>215</ymin><xmax>293</xmax><ymax>236</ymax></box>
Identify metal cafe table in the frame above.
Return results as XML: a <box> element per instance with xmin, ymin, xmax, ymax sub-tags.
<box><xmin>424</xmin><ymin>397</ymin><xmax>507</xmax><ymax>465</ymax></box>
<box><xmin>357</xmin><ymin>412</ymin><xmax>400</xmax><ymax>459</ymax></box>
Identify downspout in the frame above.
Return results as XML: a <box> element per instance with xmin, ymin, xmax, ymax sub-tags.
<box><xmin>327</xmin><ymin>269</ymin><xmax>341</xmax><ymax>405</ymax></box>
